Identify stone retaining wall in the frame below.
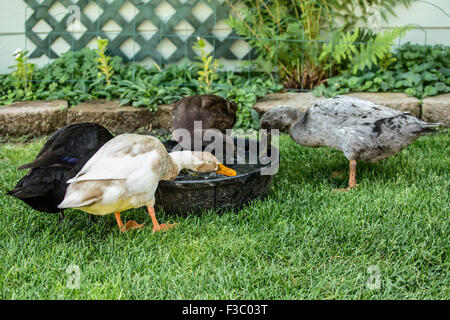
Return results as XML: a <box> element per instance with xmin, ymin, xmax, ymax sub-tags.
<box><xmin>0</xmin><ymin>99</ymin><xmax>174</xmax><ymax>137</ymax></box>
<box><xmin>422</xmin><ymin>94</ymin><xmax>450</xmax><ymax>126</ymax></box>
<box><xmin>0</xmin><ymin>100</ymin><xmax>68</xmax><ymax>136</ymax></box>
<box><xmin>0</xmin><ymin>93</ymin><xmax>448</xmax><ymax>137</ymax></box>
<box><xmin>67</xmin><ymin>100</ymin><xmax>154</xmax><ymax>134</ymax></box>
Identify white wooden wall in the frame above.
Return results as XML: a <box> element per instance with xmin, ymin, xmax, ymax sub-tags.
<box><xmin>0</xmin><ymin>0</ymin><xmax>449</xmax><ymax>74</ymax></box>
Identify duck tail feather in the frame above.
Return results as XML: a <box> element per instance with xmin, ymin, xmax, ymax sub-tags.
<box><xmin>58</xmin><ymin>197</ymin><xmax>96</xmax><ymax>209</ymax></box>
<box><xmin>414</xmin><ymin>122</ymin><xmax>442</xmax><ymax>135</ymax></box>
<box><xmin>6</xmin><ymin>187</ymin><xmax>44</xmax><ymax>199</ymax></box>
<box><xmin>17</xmin><ymin>163</ymin><xmax>32</xmax><ymax>170</ymax></box>
<box><xmin>422</xmin><ymin>122</ymin><xmax>442</xmax><ymax>128</ymax></box>
<box><xmin>6</xmin><ymin>188</ymin><xmax>27</xmax><ymax>198</ymax></box>
<box><xmin>417</xmin><ymin>128</ymin><xmax>438</xmax><ymax>134</ymax></box>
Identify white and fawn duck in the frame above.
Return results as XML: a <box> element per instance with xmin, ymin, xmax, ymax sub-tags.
<box><xmin>261</xmin><ymin>96</ymin><xmax>441</xmax><ymax>190</ymax></box>
<box><xmin>58</xmin><ymin>134</ymin><xmax>236</xmax><ymax>232</ymax></box>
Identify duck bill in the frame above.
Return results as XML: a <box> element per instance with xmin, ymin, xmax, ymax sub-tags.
<box><xmin>215</xmin><ymin>164</ymin><xmax>237</xmax><ymax>177</ymax></box>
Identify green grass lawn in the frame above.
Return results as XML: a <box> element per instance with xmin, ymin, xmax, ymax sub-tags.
<box><xmin>0</xmin><ymin>131</ymin><xmax>448</xmax><ymax>299</ymax></box>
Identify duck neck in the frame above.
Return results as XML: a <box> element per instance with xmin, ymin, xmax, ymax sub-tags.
<box><xmin>169</xmin><ymin>151</ymin><xmax>196</xmax><ymax>173</ymax></box>
<box><xmin>289</xmin><ymin>116</ymin><xmax>308</xmax><ymax>145</ymax></box>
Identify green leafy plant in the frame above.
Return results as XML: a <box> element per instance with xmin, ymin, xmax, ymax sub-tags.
<box><xmin>218</xmin><ymin>76</ymin><xmax>282</xmax><ymax>130</ymax></box>
<box><xmin>193</xmin><ymin>37</ymin><xmax>219</xmax><ymax>92</ymax></box>
<box><xmin>30</xmin><ymin>48</ymin><xmax>122</xmax><ymax>105</ymax></box>
<box><xmin>0</xmin><ymin>47</ymin><xmax>281</xmax><ymax>130</ymax></box>
<box><xmin>10</xmin><ymin>49</ymin><xmax>35</xmax><ymax>95</ymax></box>
<box><xmin>314</xmin><ymin>43</ymin><xmax>450</xmax><ymax>99</ymax></box>
<box><xmin>95</xmin><ymin>37</ymin><xmax>114</xmax><ymax>85</ymax></box>
<box><xmin>226</xmin><ymin>0</ymin><xmax>412</xmax><ymax>89</ymax></box>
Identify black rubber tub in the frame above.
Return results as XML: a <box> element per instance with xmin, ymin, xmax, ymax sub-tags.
<box><xmin>154</xmin><ymin>137</ymin><xmax>279</xmax><ymax>214</ymax></box>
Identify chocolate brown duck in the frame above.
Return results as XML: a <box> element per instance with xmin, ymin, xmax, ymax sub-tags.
<box><xmin>172</xmin><ymin>94</ymin><xmax>237</xmax><ymax>157</ymax></box>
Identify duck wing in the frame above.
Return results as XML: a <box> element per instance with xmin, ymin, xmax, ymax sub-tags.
<box><xmin>59</xmin><ymin>135</ymin><xmax>166</xmax><ymax>209</ymax></box>
<box><xmin>68</xmin><ymin>134</ymin><xmax>166</xmax><ymax>183</ymax></box>
<box><xmin>17</xmin><ymin>126</ymin><xmax>65</xmax><ymax>170</ymax></box>
<box><xmin>7</xmin><ymin>167</ymin><xmax>71</xmax><ymax>213</ymax></box>
<box><xmin>201</xmin><ymin>95</ymin><xmax>237</xmax><ymax>132</ymax></box>
<box><xmin>202</xmin><ymin>94</ymin><xmax>237</xmax><ymax>115</ymax></box>
<box><xmin>172</xmin><ymin>95</ymin><xmax>237</xmax><ymax>138</ymax></box>
<box><xmin>18</xmin><ymin>123</ymin><xmax>113</xmax><ymax>170</ymax></box>
<box><xmin>310</xmin><ymin>96</ymin><xmax>406</xmax><ymax>127</ymax></box>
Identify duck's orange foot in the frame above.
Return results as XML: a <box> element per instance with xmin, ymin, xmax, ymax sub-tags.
<box><xmin>152</xmin><ymin>222</ymin><xmax>178</xmax><ymax>233</ymax></box>
<box><xmin>122</xmin><ymin>220</ymin><xmax>144</xmax><ymax>232</ymax></box>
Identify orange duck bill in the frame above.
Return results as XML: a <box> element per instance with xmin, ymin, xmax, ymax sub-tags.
<box><xmin>215</xmin><ymin>164</ymin><xmax>237</xmax><ymax>176</ymax></box>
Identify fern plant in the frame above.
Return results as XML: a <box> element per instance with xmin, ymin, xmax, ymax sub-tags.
<box><xmin>95</xmin><ymin>37</ymin><xmax>114</xmax><ymax>85</ymax></box>
<box><xmin>226</xmin><ymin>0</ymin><xmax>412</xmax><ymax>89</ymax></box>
<box><xmin>320</xmin><ymin>26</ymin><xmax>410</xmax><ymax>74</ymax></box>
<box><xmin>10</xmin><ymin>49</ymin><xmax>35</xmax><ymax>94</ymax></box>
<box><xmin>193</xmin><ymin>37</ymin><xmax>218</xmax><ymax>92</ymax></box>
<box><xmin>226</xmin><ymin>0</ymin><xmax>333</xmax><ymax>89</ymax></box>
<box><xmin>351</xmin><ymin>27</ymin><xmax>410</xmax><ymax>74</ymax></box>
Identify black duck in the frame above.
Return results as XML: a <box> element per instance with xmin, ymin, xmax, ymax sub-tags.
<box><xmin>7</xmin><ymin>123</ymin><xmax>113</xmax><ymax>215</ymax></box>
